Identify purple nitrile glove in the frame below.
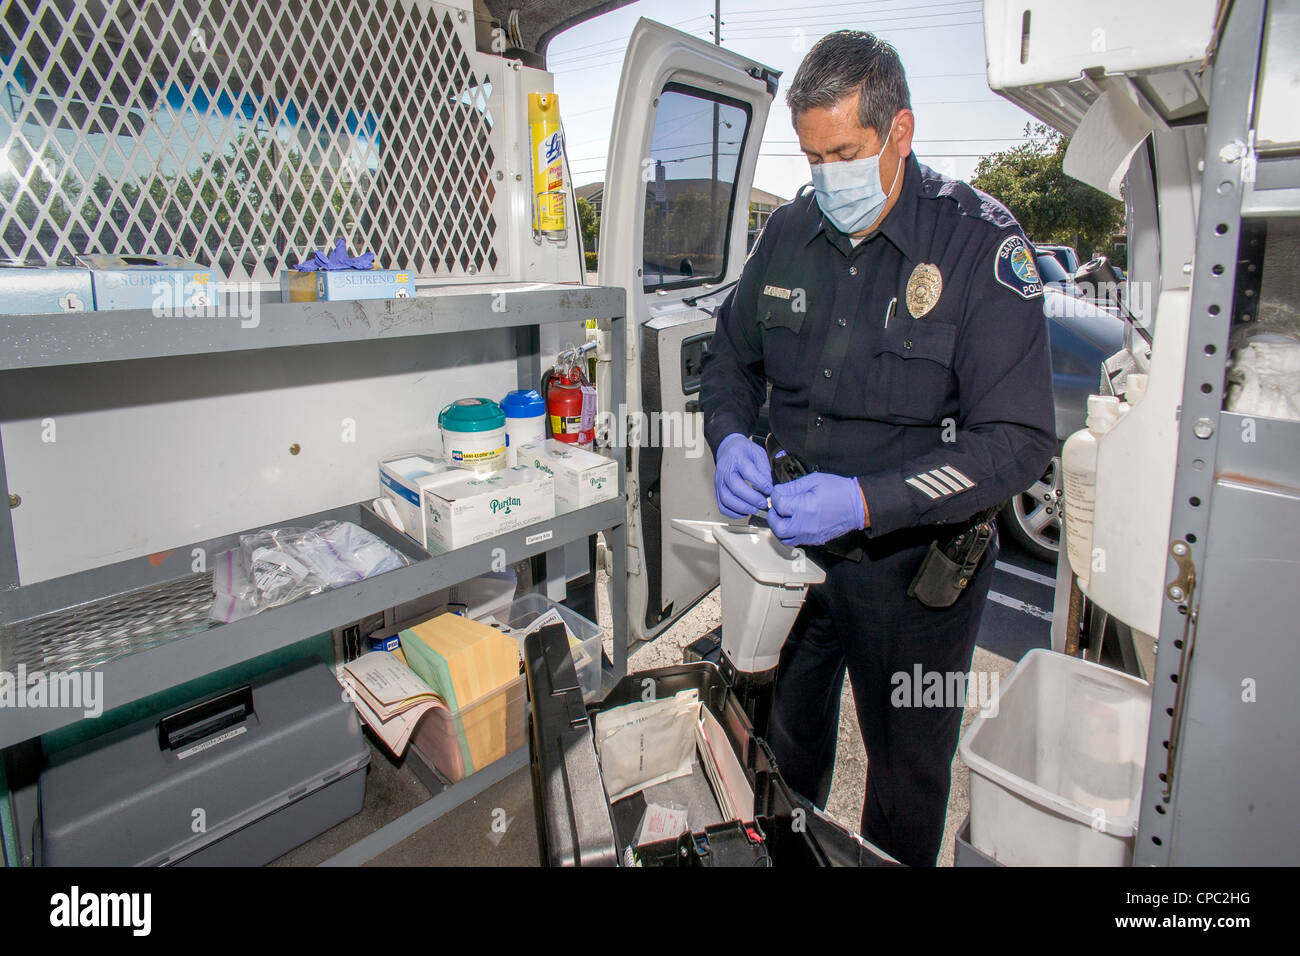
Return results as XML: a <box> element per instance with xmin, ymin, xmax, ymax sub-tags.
<box><xmin>767</xmin><ymin>472</ymin><xmax>865</xmax><ymax>546</ymax></box>
<box><xmin>713</xmin><ymin>433</ymin><xmax>774</xmax><ymax>519</ymax></box>
<box><xmin>295</xmin><ymin>238</ymin><xmax>376</xmax><ymax>272</ymax></box>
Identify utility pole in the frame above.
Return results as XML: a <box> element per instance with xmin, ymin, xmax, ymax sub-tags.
<box><xmin>710</xmin><ymin>1</ymin><xmax>721</xmax><ymax>265</ymax></box>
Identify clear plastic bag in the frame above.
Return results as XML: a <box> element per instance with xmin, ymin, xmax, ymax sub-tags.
<box><xmin>209</xmin><ymin>520</ymin><xmax>410</xmax><ymax>623</ymax></box>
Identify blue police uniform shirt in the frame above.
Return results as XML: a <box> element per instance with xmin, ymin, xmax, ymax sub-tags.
<box><xmin>700</xmin><ymin>153</ymin><xmax>1057</xmax><ymax>537</ymax></box>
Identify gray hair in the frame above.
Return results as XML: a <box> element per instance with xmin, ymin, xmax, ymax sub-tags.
<box><xmin>786</xmin><ymin>30</ymin><xmax>912</xmax><ymax>138</ymax></box>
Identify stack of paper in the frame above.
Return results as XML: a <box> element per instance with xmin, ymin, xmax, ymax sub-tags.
<box><xmin>694</xmin><ymin>706</ymin><xmax>755</xmax><ymax>823</ymax></box>
<box><xmin>340</xmin><ymin>652</ymin><xmax>447</xmax><ymax>757</ymax></box>
<box><xmin>401</xmin><ymin>612</ymin><xmax>520</xmax><ymax>772</ymax></box>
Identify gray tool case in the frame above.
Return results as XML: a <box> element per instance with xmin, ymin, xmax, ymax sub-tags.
<box><xmin>38</xmin><ymin>660</ymin><xmax>369</xmax><ymax>866</ymax></box>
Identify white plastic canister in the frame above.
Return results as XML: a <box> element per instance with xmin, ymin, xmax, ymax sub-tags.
<box><xmin>500</xmin><ymin>390</ymin><xmax>547</xmax><ymax>467</ymax></box>
<box><xmin>438</xmin><ymin>398</ymin><xmax>507</xmax><ymax>474</ymax></box>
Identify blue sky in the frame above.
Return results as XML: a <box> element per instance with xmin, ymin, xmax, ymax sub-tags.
<box><xmin>548</xmin><ymin>0</ymin><xmax>1040</xmax><ymax>202</ymax></box>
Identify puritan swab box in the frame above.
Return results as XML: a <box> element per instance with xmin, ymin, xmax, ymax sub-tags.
<box><xmin>377</xmin><ymin>451</ymin><xmax>464</xmax><ymax>546</ymax></box>
<box><xmin>423</xmin><ymin>465</ymin><xmax>555</xmax><ymax>553</ymax></box>
<box><xmin>517</xmin><ymin>439</ymin><xmax>618</xmax><ymax>512</ymax></box>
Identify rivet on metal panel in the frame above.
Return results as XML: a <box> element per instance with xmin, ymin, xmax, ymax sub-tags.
<box><xmin>290</xmin><ymin>444</ymin><xmax>301</xmax><ymax>456</ymax></box>
<box><xmin>7</xmin><ymin>493</ymin><xmax>18</xmax><ymax>508</ymax></box>
<box><xmin>495</xmin><ymin>171</ymin><xmax>504</xmax><ymax>180</ymax></box>
<box><xmin>1192</xmin><ymin>418</ymin><xmax>1215</xmax><ymax>439</ymax></box>
<box><xmin>1166</xmin><ymin>541</ymin><xmax>1195</xmax><ymax>604</ymax></box>
<box><xmin>1218</xmin><ymin>140</ymin><xmax>1247</xmax><ymax>163</ymax></box>
<box><xmin>458</xmin><ymin>10</ymin><xmax>466</xmax><ymax>21</ymax></box>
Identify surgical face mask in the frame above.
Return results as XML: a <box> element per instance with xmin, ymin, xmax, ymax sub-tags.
<box><xmin>809</xmin><ymin>125</ymin><xmax>902</xmax><ymax>235</ymax></box>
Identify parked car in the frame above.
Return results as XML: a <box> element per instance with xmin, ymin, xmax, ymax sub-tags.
<box><xmin>1036</xmin><ymin>251</ymin><xmax>1081</xmax><ymax>297</ymax></box>
<box><xmin>998</xmin><ymin>286</ymin><xmax>1126</xmax><ymax>563</ymax></box>
<box><xmin>1034</xmin><ymin>242</ymin><xmax>1080</xmax><ymax>276</ymax></box>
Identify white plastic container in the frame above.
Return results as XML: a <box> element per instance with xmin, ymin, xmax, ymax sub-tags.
<box><xmin>1062</xmin><ymin>395</ymin><xmax>1120</xmax><ymax>589</ymax></box>
<box><xmin>959</xmin><ymin>648</ymin><xmax>1151</xmax><ymax>867</ymax></box>
<box><xmin>715</xmin><ymin>527</ymin><xmax>826</xmax><ymax>673</ymax></box>
<box><xmin>505</xmin><ymin>593</ymin><xmax>604</xmax><ymax>702</ymax></box>
<box><xmin>438</xmin><ymin>398</ymin><xmax>507</xmax><ymax>474</ymax></box>
<box><xmin>501</xmin><ymin>390</ymin><xmax>547</xmax><ymax>467</ymax></box>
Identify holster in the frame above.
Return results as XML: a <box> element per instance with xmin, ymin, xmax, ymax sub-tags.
<box><xmin>907</xmin><ymin>506</ymin><xmax>1001</xmax><ymax>608</ymax></box>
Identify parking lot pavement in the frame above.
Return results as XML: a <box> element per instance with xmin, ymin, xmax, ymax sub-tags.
<box><xmin>613</xmin><ymin>536</ymin><xmax>1059</xmax><ymax>866</ymax></box>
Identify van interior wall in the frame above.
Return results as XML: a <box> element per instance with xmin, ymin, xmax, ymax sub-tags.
<box><xmin>0</xmin><ymin>331</ymin><xmax>518</xmax><ymax>584</ymax></box>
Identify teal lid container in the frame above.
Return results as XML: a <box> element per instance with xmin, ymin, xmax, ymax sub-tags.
<box><xmin>438</xmin><ymin>397</ymin><xmax>506</xmax><ymax>432</ymax></box>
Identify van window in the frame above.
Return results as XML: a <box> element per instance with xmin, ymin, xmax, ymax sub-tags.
<box><xmin>642</xmin><ymin>83</ymin><xmax>750</xmax><ymax>291</ymax></box>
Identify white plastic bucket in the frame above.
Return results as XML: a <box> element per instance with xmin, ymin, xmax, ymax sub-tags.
<box><xmin>959</xmin><ymin>648</ymin><xmax>1151</xmax><ymax>866</ymax></box>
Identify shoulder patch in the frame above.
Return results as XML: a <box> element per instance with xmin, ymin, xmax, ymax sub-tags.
<box><xmin>994</xmin><ymin>235</ymin><xmax>1043</xmax><ymax>300</ymax></box>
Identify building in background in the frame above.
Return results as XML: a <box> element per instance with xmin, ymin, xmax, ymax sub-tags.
<box><xmin>574</xmin><ymin>182</ymin><xmax>787</xmax><ymax>254</ymax></box>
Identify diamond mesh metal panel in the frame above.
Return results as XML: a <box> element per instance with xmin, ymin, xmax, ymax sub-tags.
<box><xmin>0</xmin><ymin>0</ymin><xmax>504</xmax><ymax>282</ymax></box>
<box><xmin>0</xmin><ymin>572</ymin><xmax>216</xmax><ymax>672</ymax></box>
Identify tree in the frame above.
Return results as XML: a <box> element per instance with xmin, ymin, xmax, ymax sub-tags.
<box><xmin>971</xmin><ymin>123</ymin><xmax>1125</xmax><ymax>264</ymax></box>
<box><xmin>669</xmin><ymin>190</ymin><xmax>712</xmax><ymax>253</ymax></box>
<box><xmin>575</xmin><ymin>196</ymin><xmax>598</xmax><ymax>251</ymax></box>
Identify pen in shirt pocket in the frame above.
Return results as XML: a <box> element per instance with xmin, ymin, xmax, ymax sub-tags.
<box><xmin>884</xmin><ymin>296</ymin><xmax>897</xmax><ymax>329</ymax></box>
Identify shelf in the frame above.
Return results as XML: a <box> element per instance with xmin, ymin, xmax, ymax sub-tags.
<box><xmin>0</xmin><ymin>495</ymin><xmax>625</xmax><ymax>748</ymax></box>
<box><xmin>0</xmin><ymin>282</ymin><xmax>625</xmax><ymax>371</ymax></box>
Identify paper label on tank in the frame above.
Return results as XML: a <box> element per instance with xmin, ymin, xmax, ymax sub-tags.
<box><xmin>176</xmin><ymin>725</ymin><xmax>247</xmax><ymax>760</ymax></box>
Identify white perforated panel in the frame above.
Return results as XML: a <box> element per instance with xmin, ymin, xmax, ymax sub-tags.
<box><xmin>0</xmin><ymin>0</ymin><xmax>506</xmax><ymax>281</ymax></box>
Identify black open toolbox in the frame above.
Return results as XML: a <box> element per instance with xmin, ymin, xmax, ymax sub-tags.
<box><xmin>524</xmin><ymin>623</ymin><xmax>896</xmax><ymax>867</ymax></box>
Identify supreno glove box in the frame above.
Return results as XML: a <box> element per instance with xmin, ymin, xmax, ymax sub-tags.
<box><xmin>38</xmin><ymin>661</ymin><xmax>369</xmax><ymax>866</ymax></box>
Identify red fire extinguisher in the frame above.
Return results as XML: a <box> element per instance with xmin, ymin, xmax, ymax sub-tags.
<box><xmin>543</xmin><ymin>344</ymin><xmax>597</xmax><ymax>446</ymax></box>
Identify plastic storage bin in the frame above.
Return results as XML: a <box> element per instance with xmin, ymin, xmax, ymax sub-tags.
<box><xmin>959</xmin><ymin>648</ymin><xmax>1152</xmax><ymax>866</ymax></box>
<box><xmin>457</xmin><ymin>570</ymin><xmax>518</xmax><ymax>622</ymax></box>
<box><xmin>410</xmin><ymin>674</ymin><xmax>527</xmax><ymax>783</ymax></box>
<box><xmin>505</xmin><ymin>592</ymin><xmax>603</xmax><ymax>702</ymax></box>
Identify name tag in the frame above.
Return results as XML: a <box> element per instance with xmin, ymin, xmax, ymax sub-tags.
<box><xmin>762</xmin><ymin>284</ymin><xmax>792</xmax><ymax>299</ymax></box>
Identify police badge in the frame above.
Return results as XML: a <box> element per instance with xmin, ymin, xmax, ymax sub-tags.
<box><xmin>906</xmin><ymin>262</ymin><xmax>942</xmax><ymax>318</ymax></box>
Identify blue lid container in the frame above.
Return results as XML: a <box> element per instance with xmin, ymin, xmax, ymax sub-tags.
<box><xmin>501</xmin><ymin>389</ymin><xmax>546</xmax><ymax>418</ymax></box>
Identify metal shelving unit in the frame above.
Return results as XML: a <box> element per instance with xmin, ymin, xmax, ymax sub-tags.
<box><xmin>0</xmin><ymin>282</ymin><xmax>629</xmax><ymax>864</ymax></box>
<box><xmin>1134</xmin><ymin>0</ymin><xmax>1300</xmax><ymax>865</ymax></box>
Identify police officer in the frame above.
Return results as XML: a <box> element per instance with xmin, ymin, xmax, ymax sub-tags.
<box><xmin>700</xmin><ymin>30</ymin><xmax>1055</xmax><ymax>866</ymax></box>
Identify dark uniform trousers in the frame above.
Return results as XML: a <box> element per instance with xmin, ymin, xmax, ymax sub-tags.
<box><xmin>768</xmin><ymin>524</ymin><xmax>998</xmax><ymax>868</ymax></box>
